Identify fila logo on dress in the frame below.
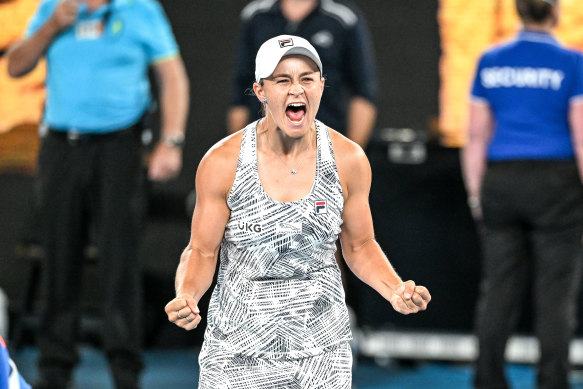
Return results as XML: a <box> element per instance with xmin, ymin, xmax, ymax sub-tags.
<box><xmin>315</xmin><ymin>200</ymin><xmax>327</xmax><ymax>214</ymax></box>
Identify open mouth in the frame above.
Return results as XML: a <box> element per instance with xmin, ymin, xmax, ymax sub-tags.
<box><xmin>286</xmin><ymin>102</ymin><xmax>306</xmax><ymax>123</ymax></box>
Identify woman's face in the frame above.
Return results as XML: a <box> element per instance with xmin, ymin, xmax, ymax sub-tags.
<box><xmin>254</xmin><ymin>55</ymin><xmax>324</xmax><ymax>138</ymax></box>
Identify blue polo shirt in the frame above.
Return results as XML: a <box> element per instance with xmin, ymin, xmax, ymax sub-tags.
<box><xmin>26</xmin><ymin>0</ymin><xmax>179</xmax><ymax>133</ymax></box>
<box><xmin>231</xmin><ymin>0</ymin><xmax>378</xmax><ymax>134</ymax></box>
<box><xmin>471</xmin><ymin>30</ymin><xmax>583</xmax><ymax>161</ymax></box>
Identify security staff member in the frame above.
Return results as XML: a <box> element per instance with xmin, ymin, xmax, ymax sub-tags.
<box><xmin>462</xmin><ymin>0</ymin><xmax>583</xmax><ymax>388</ymax></box>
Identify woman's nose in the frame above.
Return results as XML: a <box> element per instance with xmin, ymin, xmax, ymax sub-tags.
<box><xmin>289</xmin><ymin>83</ymin><xmax>304</xmax><ymax>97</ymax></box>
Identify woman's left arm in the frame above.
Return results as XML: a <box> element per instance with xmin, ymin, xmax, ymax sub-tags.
<box><xmin>337</xmin><ymin>138</ymin><xmax>431</xmax><ymax>315</ymax></box>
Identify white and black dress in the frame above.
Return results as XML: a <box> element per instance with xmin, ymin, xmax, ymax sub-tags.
<box><xmin>198</xmin><ymin>120</ymin><xmax>352</xmax><ymax>388</ymax></box>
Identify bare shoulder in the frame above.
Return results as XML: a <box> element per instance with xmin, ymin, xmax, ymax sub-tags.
<box><xmin>327</xmin><ymin>127</ymin><xmax>370</xmax><ymax>176</ymax></box>
<box><xmin>326</xmin><ymin>127</ymin><xmax>371</xmax><ymax>198</ymax></box>
<box><xmin>196</xmin><ymin>130</ymin><xmax>243</xmax><ymax>198</ymax></box>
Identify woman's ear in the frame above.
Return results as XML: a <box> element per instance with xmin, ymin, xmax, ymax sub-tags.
<box><xmin>253</xmin><ymin>82</ymin><xmax>266</xmax><ymax>104</ymax></box>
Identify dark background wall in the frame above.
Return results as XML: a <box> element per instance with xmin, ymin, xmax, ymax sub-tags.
<box><xmin>0</xmin><ymin>0</ymin><xmax>487</xmax><ymax>349</ymax></box>
<box><xmin>161</xmin><ymin>0</ymin><xmax>441</xmax><ymax>195</ymax></box>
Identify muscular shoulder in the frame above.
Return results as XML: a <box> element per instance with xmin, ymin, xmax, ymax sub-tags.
<box><xmin>328</xmin><ymin>127</ymin><xmax>367</xmax><ymax>165</ymax></box>
<box><xmin>196</xmin><ymin>131</ymin><xmax>243</xmax><ymax>200</ymax></box>
<box><xmin>327</xmin><ymin>128</ymin><xmax>371</xmax><ymax>195</ymax></box>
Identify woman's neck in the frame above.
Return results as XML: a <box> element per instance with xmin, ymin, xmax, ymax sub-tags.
<box><xmin>259</xmin><ymin>118</ymin><xmax>315</xmax><ymax>156</ymax></box>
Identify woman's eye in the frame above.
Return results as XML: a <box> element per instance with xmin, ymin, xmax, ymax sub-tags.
<box><xmin>276</xmin><ymin>79</ymin><xmax>289</xmax><ymax>84</ymax></box>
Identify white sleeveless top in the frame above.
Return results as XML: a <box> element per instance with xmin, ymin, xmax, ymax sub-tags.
<box><xmin>202</xmin><ymin>120</ymin><xmax>352</xmax><ymax>359</ymax></box>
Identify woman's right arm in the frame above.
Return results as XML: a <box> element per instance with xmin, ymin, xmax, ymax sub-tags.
<box><xmin>164</xmin><ymin>135</ymin><xmax>239</xmax><ymax>330</ymax></box>
<box><xmin>7</xmin><ymin>0</ymin><xmax>78</xmax><ymax>78</ymax></box>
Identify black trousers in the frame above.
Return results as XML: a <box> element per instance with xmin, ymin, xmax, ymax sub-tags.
<box><xmin>35</xmin><ymin>126</ymin><xmax>145</xmax><ymax>380</ymax></box>
<box><xmin>474</xmin><ymin>160</ymin><xmax>583</xmax><ymax>389</ymax></box>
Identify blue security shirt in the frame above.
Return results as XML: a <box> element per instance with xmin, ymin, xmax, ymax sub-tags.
<box><xmin>26</xmin><ymin>0</ymin><xmax>179</xmax><ymax>133</ymax></box>
<box><xmin>471</xmin><ymin>30</ymin><xmax>583</xmax><ymax>161</ymax></box>
<box><xmin>231</xmin><ymin>0</ymin><xmax>378</xmax><ymax>135</ymax></box>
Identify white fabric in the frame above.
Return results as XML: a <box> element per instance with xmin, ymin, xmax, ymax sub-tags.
<box><xmin>202</xmin><ymin>120</ymin><xmax>351</xmax><ymax>360</ymax></box>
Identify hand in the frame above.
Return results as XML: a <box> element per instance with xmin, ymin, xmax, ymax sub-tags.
<box><xmin>389</xmin><ymin>280</ymin><xmax>431</xmax><ymax>315</ymax></box>
<box><xmin>148</xmin><ymin>143</ymin><xmax>182</xmax><ymax>181</ymax></box>
<box><xmin>164</xmin><ymin>295</ymin><xmax>201</xmax><ymax>330</ymax></box>
<box><xmin>49</xmin><ymin>0</ymin><xmax>79</xmax><ymax>31</ymax></box>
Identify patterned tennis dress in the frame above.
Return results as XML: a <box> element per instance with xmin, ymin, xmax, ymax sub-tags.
<box><xmin>198</xmin><ymin>120</ymin><xmax>352</xmax><ymax>388</ymax></box>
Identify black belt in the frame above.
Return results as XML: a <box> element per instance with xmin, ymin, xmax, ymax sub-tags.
<box><xmin>48</xmin><ymin>124</ymin><xmax>139</xmax><ymax>146</ymax></box>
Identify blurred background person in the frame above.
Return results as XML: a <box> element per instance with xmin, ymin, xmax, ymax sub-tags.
<box><xmin>461</xmin><ymin>0</ymin><xmax>583</xmax><ymax>388</ymax></box>
<box><xmin>5</xmin><ymin>0</ymin><xmax>189</xmax><ymax>387</ymax></box>
<box><xmin>0</xmin><ymin>335</ymin><xmax>30</xmax><ymax>389</ymax></box>
<box><xmin>227</xmin><ymin>0</ymin><xmax>378</xmax><ymax>150</ymax></box>
<box><xmin>0</xmin><ymin>289</ymin><xmax>7</xmax><ymax>342</ymax></box>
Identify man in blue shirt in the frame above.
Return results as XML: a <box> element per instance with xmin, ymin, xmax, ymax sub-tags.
<box><xmin>462</xmin><ymin>0</ymin><xmax>583</xmax><ymax>388</ymax></box>
<box><xmin>6</xmin><ymin>0</ymin><xmax>190</xmax><ymax>387</ymax></box>
<box><xmin>227</xmin><ymin>0</ymin><xmax>378</xmax><ymax>149</ymax></box>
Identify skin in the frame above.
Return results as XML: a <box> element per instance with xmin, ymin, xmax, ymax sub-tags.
<box><xmin>165</xmin><ymin>55</ymin><xmax>430</xmax><ymax>330</ymax></box>
<box><xmin>5</xmin><ymin>0</ymin><xmax>189</xmax><ymax>182</ymax></box>
<box><xmin>461</xmin><ymin>4</ymin><xmax>583</xmax><ymax>219</ymax></box>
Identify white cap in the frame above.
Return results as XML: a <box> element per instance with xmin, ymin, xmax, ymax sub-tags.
<box><xmin>255</xmin><ymin>35</ymin><xmax>323</xmax><ymax>83</ymax></box>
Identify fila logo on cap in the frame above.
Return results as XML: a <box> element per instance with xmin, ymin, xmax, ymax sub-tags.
<box><xmin>315</xmin><ymin>200</ymin><xmax>327</xmax><ymax>214</ymax></box>
<box><xmin>278</xmin><ymin>38</ymin><xmax>294</xmax><ymax>48</ymax></box>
